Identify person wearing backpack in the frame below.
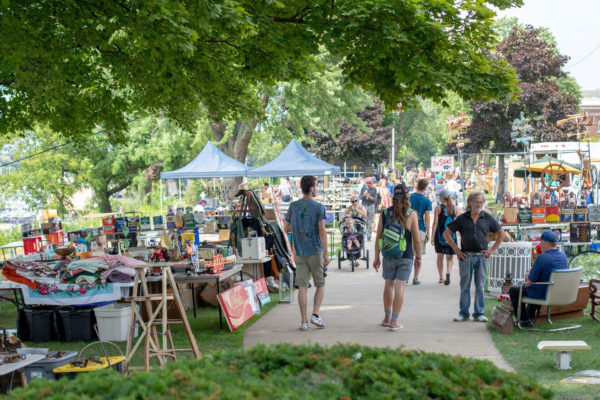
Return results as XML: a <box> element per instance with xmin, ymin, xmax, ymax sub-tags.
<box><xmin>409</xmin><ymin>178</ymin><xmax>432</xmax><ymax>285</ymax></box>
<box><xmin>443</xmin><ymin>191</ymin><xmax>505</xmax><ymax>322</ymax></box>
<box><xmin>372</xmin><ymin>183</ymin><xmax>422</xmax><ymax>331</ymax></box>
<box><xmin>431</xmin><ymin>189</ymin><xmax>456</xmax><ymax>285</ymax></box>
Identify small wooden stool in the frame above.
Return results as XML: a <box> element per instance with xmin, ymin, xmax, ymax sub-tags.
<box><xmin>537</xmin><ymin>340</ymin><xmax>590</xmax><ymax>370</ymax></box>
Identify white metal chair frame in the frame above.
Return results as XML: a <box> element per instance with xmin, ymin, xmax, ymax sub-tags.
<box><xmin>516</xmin><ymin>267</ymin><xmax>583</xmax><ymax>331</ymax></box>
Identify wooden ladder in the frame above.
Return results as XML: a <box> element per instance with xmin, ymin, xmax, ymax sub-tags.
<box><xmin>124</xmin><ymin>264</ymin><xmax>201</xmax><ymax>372</ymax></box>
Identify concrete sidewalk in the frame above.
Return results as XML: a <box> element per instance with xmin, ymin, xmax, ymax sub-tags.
<box><xmin>244</xmin><ymin>240</ymin><xmax>513</xmax><ymax>371</ymax></box>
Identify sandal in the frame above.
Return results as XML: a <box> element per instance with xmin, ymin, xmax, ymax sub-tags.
<box><xmin>438</xmin><ymin>279</ymin><xmax>444</xmax><ymax>284</ymax></box>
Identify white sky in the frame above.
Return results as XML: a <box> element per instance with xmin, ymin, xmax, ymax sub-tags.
<box><xmin>497</xmin><ymin>0</ymin><xmax>600</xmax><ymax>90</ymax></box>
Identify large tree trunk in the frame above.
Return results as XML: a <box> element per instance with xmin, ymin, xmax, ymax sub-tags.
<box><xmin>96</xmin><ymin>190</ymin><xmax>112</xmax><ymax>213</ymax></box>
<box><xmin>210</xmin><ymin>94</ymin><xmax>270</xmax><ymax>200</ymax></box>
<box><xmin>497</xmin><ymin>154</ymin><xmax>506</xmax><ymax>204</ymax></box>
<box><xmin>142</xmin><ymin>162</ymin><xmax>162</xmax><ymax>205</ymax></box>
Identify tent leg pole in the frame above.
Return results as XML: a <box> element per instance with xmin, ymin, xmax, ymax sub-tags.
<box><xmin>178</xmin><ymin>179</ymin><xmax>182</xmax><ymax>206</ymax></box>
<box><xmin>160</xmin><ymin>180</ymin><xmax>163</xmax><ymax>217</ymax></box>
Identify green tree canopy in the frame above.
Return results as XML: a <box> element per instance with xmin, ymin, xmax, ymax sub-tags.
<box><xmin>1</xmin><ymin>0</ymin><xmax>520</xmax><ymax>142</ymax></box>
<box><xmin>0</xmin><ymin>117</ymin><xmax>199</xmax><ymax>213</ymax></box>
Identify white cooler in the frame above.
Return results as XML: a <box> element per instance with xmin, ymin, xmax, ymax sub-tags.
<box><xmin>94</xmin><ymin>303</ymin><xmax>138</xmax><ymax>342</ymax></box>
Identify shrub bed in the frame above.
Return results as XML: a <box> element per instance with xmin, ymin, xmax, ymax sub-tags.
<box><xmin>8</xmin><ymin>344</ymin><xmax>552</xmax><ymax>399</ymax></box>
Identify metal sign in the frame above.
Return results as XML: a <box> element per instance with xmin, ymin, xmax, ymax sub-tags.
<box><xmin>431</xmin><ymin>156</ymin><xmax>455</xmax><ymax>172</ymax></box>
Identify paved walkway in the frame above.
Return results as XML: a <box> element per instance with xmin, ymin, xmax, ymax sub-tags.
<box><xmin>244</xmin><ymin>239</ymin><xmax>513</xmax><ymax>371</ymax></box>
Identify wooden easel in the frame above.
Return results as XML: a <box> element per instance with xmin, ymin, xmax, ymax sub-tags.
<box><xmin>124</xmin><ymin>264</ymin><xmax>201</xmax><ymax>372</ymax></box>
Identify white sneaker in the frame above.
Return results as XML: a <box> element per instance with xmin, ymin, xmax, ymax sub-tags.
<box><xmin>300</xmin><ymin>322</ymin><xmax>309</xmax><ymax>330</ymax></box>
<box><xmin>453</xmin><ymin>315</ymin><xmax>470</xmax><ymax>322</ymax></box>
<box><xmin>310</xmin><ymin>315</ymin><xmax>326</xmax><ymax>328</ymax></box>
<box><xmin>474</xmin><ymin>315</ymin><xmax>488</xmax><ymax>322</ymax></box>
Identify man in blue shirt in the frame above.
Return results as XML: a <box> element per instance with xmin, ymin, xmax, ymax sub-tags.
<box><xmin>285</xmin><ymin>176</ymin><xmax>330</xmax><ymax>331</ymax></box>
<box><xmin>509</xmin><ymin>231</ymin><xmax>568</xmax><ymax>326</ymax></box>
<box><xmin>409</xmin><ymin>179</ymin><xmax>432</xmax><ymax>285</ymax></box>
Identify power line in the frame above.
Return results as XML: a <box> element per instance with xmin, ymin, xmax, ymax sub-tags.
<box><xmin>566</xmin><ymin>42</ymin><xmax>600</xmax><ymax>69</ymax></box>
<box><xmin>0</xmin><ymin>118</ymin><xmax>141</xmax><ymax>169</ymax></box>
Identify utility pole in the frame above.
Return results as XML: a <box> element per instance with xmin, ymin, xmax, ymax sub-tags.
<box><xmin>391</xmin><ymin>127</ymin><xmax>395</xmax><ymax>170</ymax></box>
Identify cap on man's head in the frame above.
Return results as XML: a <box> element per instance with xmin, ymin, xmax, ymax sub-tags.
<box><xmin>439</xmin><ymin>189</ymin><xmax>451</xmax><ymax>200</ymax></box>
<box><xmin>540</xmin><ymin>230</ymin><xmax>558</xmax><ymax>243</ymax></box>
<box><xmin>392</xmin><ymin>183</ymin><xmax>408</xmax><ymax>200</ymax></box>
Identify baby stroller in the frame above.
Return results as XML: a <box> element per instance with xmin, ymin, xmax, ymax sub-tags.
<box><xmin>337</xmin><ymin>215</ymin><xmax>369</xmax><ymax>272</ymax></box>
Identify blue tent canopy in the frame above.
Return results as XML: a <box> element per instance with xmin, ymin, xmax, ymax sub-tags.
<box><xmin>247</xmin><ymin>139</ymin><xmax>340</xmax><ymax>177</ymax></box>
<box><xmin>160</xmin><ymin>141</ymin><xmax>249</xmax><ymax>179</ymax></box>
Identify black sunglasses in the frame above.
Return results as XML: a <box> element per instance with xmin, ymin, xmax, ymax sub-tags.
<box><xmin>351</xmin><ymin>200</ymin><xmax>357</xmax><ymax>203</ymax></box>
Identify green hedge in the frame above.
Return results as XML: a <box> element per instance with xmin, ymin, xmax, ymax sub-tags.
<box><xmin>8</xmin><ymin>344</ymin><xmax>552</xmax><ymax>399</ymax></box>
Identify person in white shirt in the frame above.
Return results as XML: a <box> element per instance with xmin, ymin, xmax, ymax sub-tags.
<box><xmin>277</xmin><ymin>177</ymin><xmax>293</xmax><ymax>202</ymax></box>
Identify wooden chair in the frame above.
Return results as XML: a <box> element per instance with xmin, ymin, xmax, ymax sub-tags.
<box><xmin>516</xmin><ymin>268</ymin><xmax>583</xmax><ymax>331</ymax></box>
<box><xmin>589</xmin><ymin>279</ymin><xmax>600</xmax><ymax>322</ymax></box>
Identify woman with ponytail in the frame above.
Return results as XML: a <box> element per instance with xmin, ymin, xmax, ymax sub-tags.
<box><xmin>372</xmin><ymin>183</ymin><xmax>422</xmax><ymax>331</ymax></box>
<box><xmin>431</xmin><ymin>189</ymin><xmax>457</xmax><ymax>285</ymax></box>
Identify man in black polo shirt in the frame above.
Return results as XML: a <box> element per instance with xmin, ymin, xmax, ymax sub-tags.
<box><xmin>444</xmin><ymin>191</ymin><xmax>505</xmax><ymax>322</ymax></box>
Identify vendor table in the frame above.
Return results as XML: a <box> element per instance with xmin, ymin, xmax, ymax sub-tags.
<box><xmin>0</xmin><ymin>354</ymin><xmax>45</xmax><ymax>392</ymax></box>
<box><xmin>0</xmin><ymin>242</ymin><xmax>24</xmax><ymax>261</ymax></box>
<box><xmin>237</xmin><ymin>256</ymin><xmax>272</xmax><ymax>280</ymax></box>
<box><xmin>0</xmin><ymin>281</ymin><xmax>25</xmax><ymax>310</ymax></box>
<box><xmin>147</xmin><ymin>263</ymin><xmax>243</xmax><ymax>329</ymax></box>
<box><xmin>0</xmin><ymin>281</ymin><xmax>134</xmax><ymax>307</ymax></box>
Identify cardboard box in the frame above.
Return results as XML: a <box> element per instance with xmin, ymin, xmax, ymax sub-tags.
<box><xmin>574</xmin><ymin>207</ymin><xmax>588</xmax><ymax>222</ymax></box>
<box><xmin>517</xmin><ymin>208</ymin><xmax>532</xmax><ymax>224</ymax></box>
<box><xmin>219</xmin><ymin>229</ymin><xmax>230</xmax><ymax>241</ymax></box>
<box><xmin>588</xmin><ymin>205</ymin><xmax>600</xmax><ymax>222</ymax></box>
<box><xmin>140</xmin><ymin>216</ymin><xmax>152</xmax><ymax>231</ymax></box>
<box><xmin>127</xmin><ymin>216</ymin><xmax>140</xmax><ymax>232</ymax></box>
<box><xmin>503</xmin><ymin>207</ymin><xmax>518</xmax><ymax>224</ymax></box>
<box><xmin>184</xmin><ymin>213</ymin><xmax>196</xmax><ymax>228</ymax></box>
<box><xmin>531</xmin><ymin>207</ymin><xmax>546</xmax><ymax>224</ymax></box>
<box><xmin>241</xmin><ymin>237</ymin><xmax>266</xmax><ymax>259</ymax></box>
<box><xmin>204</xmin><ymin>221</ymin><xmax>217</xmax><ymax>233</ymax></box>
<box><xmin>42</xmin><ymin>209</ymin><xmax>58</xmax><ymax>223</ymax></box>
<box><xmin>546</xmin><ymin>206</ymin><xmax>560</xmax><ymax>222</ymax></box>
<box><xmin>198</xmin><ymin>248</ymin><xmax>216</xmax><ymax>260</ymax></box>
<box><xmin>166</xmin><ymin>215</ymin><xmax>175</xmax><ymax>230</ymax></box>
<box><xmin>115</xmin><ymin>217</ymin><xmax>127</xmax><ymax>233</ymax></box>
<box><xmin>153</xmin><ymin>215</ymin><xmax>164</xmax><ymax>229</ymax></box>
<box><xmin>560</xmin><ymin>207</ymin><xmax>574</xmax><ymax>223</ymax></box>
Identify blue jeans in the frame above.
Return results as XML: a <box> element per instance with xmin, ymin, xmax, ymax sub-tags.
<box><xmin>458</xmin><ymin>255</ymin><xmax>488</xmax><ymax>318</ymax></box>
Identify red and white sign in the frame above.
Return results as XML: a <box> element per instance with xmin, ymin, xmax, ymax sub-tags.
<box><xmin>431</xmin><ymin>156</ymin><xmax>454</xmax><ymax>173</ymax></box>
<box><xmin>217</xmin><ymin>284</ymin><xmax>255</xmax><ymax>332</ymax></box>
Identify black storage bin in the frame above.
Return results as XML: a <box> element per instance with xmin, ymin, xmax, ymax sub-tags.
<box><xmin>55</xmin><ymin>306</ymin><xmax>97</xmax><ymax>342</ymax></box>
<box><xmin>18</xmin><ymin>306</ymin><xmax>58</xmax><ymax>342</ymax></box>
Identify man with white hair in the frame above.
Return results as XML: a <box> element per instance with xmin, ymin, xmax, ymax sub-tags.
<box><xmin>360</xmin><ymin>177</ymin><xmax>378</xmax><ymax>241</ymax></box>
<box><xmin>444</xmin><ymin>191</ymin><xmax>505</xmax><ymax>322</ymax></box>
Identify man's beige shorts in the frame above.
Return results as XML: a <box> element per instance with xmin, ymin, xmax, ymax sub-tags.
<box><xmin>419</xmin><ymin>231</ymin><xmax>427</xmax><ymax>255</ymax></box>
<box><xmin>295</xmin><ymin>252</ymin><xmax>325</xmax><ymax>287</ymax></box>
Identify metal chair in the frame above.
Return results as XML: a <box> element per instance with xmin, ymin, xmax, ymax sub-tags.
<box><xmin>589</xmin><ymin>279</ymin><xmax>600</xmax><ymax>322</ymax></box>
<box><xmin>516</xmin><ymin>267</ymin><xmax>583</xmax><ymax>331</ymax></box>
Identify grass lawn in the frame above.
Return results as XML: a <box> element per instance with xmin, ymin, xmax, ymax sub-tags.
<box><xmin>0</xmin><ymin>292</ymin><xmax>279</xmax><ymax>368</ymax></box>
<box><xmin>484</xmin><ymin>299</ymin><xmax>599</xmax><ymax>400</ymax></box>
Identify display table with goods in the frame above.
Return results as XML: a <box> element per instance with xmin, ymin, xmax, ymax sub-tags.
<box><xmin>146</xmin><ymin>260</ymin><xmax>243</xmax><ymax>328</ymax></box>
<box><xmin>500</xmin><ymin>190</ymin><xmax>600</xmax><ymax>253</ymax></box>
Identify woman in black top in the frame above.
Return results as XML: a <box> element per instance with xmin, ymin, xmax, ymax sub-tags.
<box><xmin>431</xmin><ymin>189</ymin><xmax>456</xmax><ymax>285</ymax></box>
